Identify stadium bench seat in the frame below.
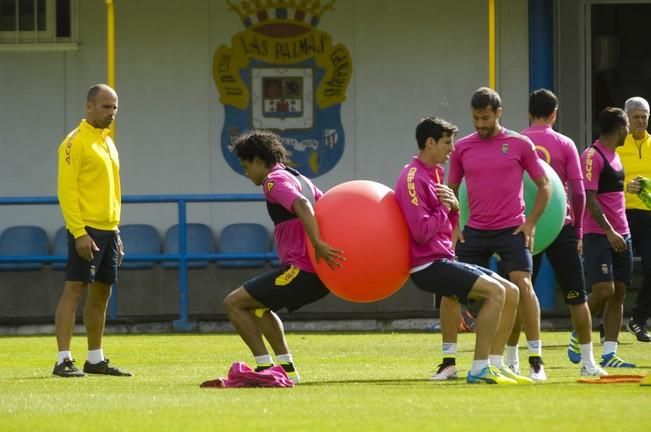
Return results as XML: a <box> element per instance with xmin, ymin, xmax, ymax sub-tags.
<box><xmin>0</xmin><ymin>225</ymin><xmax>49</xmax><ymax>270</ymax></box>
<box><xmin>270</xmin><ymin>243</ymin><xmax>281</xmax><ymax>267</ymax></box>
<box><xmin>51</xmin><ymin>227</ymin><xmax>68</xmax><ymax>270</ymax></box>
<box><xmin>218</xmin><ymin>223</ymin><xmax>271</xmax><ymax>268</ymax></box>
<box><xmin>162</xmin><ymin>223</ymin><xmax>216</xmax><ymax>269</ymax></box>
<box><xmin>119</xmin><ymin>224</ymin><xmax>161</xmax><ymax>270</ymax></box>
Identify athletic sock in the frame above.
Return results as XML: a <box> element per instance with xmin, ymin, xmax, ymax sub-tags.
<box><xmin>505</xmin><ymin>345</ymin><xmax>519</xmax><ymax>367</ymax></box>
<box><xmin>57</xmin><ymin>350</ymin><xmax>72</xmax><ymax>365</ymax></box>
<box><xmin>580</xmin><ymin>343</ymin><xmax>597</xmax><ymax>368</ymax></box>
<box><xmin>276</xmin><ymin>353</ymin><xmax>293</xmax><ymax>364</ymax></box>
<box><xmin>527</xmin><ymin>340</ymin><xmax>542</xmax><ymax>357</ymax></box>
<box><xmin>471</xmin><ymin>359</ymin><xmax>490</xmax><ymax>375</ymax></box>
<box><xmin>87</xmin><ymin>348</ymin><xmax>105</xmax><ymax>364</ymax></box>
<box><xmin>489</xmin><ymin>355</ymin><xmax>504</xmax><ymax>369</ymax></box>
<box><xmin>254</xmin><ymin>354</ymin><xmax>274</xmax><ymax>367</ymax></box>
<box><xmin>442</xmin><ymin>342</ymin><xmax>457</xmax><ymax>357</ymax></box>
<box><xmin>603</xmin><ymin>341</ymin><xmax>617</xmax><ymax>356</ymax></box>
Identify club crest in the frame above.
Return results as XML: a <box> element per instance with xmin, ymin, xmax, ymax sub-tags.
<box><xmin>213</xmin><ymin>0</ymin><xmax>352</xmax><ymax>177</ymax></box>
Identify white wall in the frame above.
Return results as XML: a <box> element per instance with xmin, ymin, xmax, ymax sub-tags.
<box><xmin>0</xmin><ymin>0</ymin><xmax>530</xmax><ymax>237</ymax></box>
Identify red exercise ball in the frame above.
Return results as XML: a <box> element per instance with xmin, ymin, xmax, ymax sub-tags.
<box><xmin>307</xmin><ymin>180</ymin><xmax>410</xmax><ymax>303</ymax></box>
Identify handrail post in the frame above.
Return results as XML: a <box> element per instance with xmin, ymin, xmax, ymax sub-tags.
<box><xmin>108</xmin><ymin>283</ymin><xmax>117</xmax><ymax>320</ymax></box>
<box><xmin>173</xmin><ymin>199</ymin><xmax>196</xmax><ymax>331</ymax></box>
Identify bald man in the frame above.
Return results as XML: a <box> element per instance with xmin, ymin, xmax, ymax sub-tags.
<box><xmin>53</xmin><ymin>84</ymin><xmax>130</xmax><ymax>377</ymax></box>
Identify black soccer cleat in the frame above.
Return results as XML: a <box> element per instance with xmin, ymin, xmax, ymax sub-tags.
<box><xmin>626</xmin><ymin>318</ymin><xmax>651</xmax><ymax>342</ymax></box>
<box><xmin>83</xmin><ymin>359</ymin><xmax>132</xmax><ymax>376</ymax></box>
<box><xmin>52</xmin><ymin>359</ymin><xmax>86</xmax><ymax>378</ymax></box>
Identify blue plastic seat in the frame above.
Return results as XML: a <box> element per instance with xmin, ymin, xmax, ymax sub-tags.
<box><xmin>119</xmin><ymin>224</ymin><xmax>161</xmax><ymax>270</ymax></box>
<box><xmin>0</xmin><ymin>225</ymin><xmax>49</xmax><ymax>270</ymax></box>
<box><xmin>270</xmin><ymin>243</ymin><xmax>281</xmax><ymax>267</ymax></box>
<box><xmin>218</xmin><ymin>223</ymin><xmax>271</xmax><ymax>268</ymax></box>
<box><xmin>162</xmin><ymin>223</ymin><xmax>216</xmax><ymax>269</ymax></box>
<box><xmin>51</xmin><ymin>227</ymin><xmax>68</xmax><ymax>270</ymax></box>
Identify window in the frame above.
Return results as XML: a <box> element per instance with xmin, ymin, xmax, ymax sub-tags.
<box><xmin>0</xmin><ymin>0</ymin><xmax>76</xmax><ymax>48</ymax></box>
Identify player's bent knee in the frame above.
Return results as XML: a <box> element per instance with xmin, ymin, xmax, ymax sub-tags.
<box><xmin>223</xmin><ymin>288</ymin><xmax>244</xmax><ymax>311</ymax></box>
<box><xmin>471</xmin><ymin>276</ymin><xmax>505</xmax><ymax>305</ymax></box>
<box><xmin>504</xmin><ymin>281</ymin><xmax>519</xmax><ymax>305</ymax></box>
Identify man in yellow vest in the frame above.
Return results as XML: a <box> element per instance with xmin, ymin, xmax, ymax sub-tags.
<box><xmin>617</xmin><ymin>97</ymin><xmax>651</xmax><ymax>342</ymax></box>
<box><xmin>53</xmin><ymin>84</ymin><xmax>131</xmax><ymax>377</ymax></box>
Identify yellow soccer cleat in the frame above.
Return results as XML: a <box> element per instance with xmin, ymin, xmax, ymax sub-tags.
<box><xmin>466</xmin><ymin>366</ymin><xmax>517</xmax><ymax>385</ymax></box>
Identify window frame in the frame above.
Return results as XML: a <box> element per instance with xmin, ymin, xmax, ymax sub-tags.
<box><xmin>0</xmin><ymin>0</ymin><xmax>78</xmax><ymax>51</ymax></box>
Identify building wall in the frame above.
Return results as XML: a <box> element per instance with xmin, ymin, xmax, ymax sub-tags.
<box><xmin>0</xmin><ymin>0</ymin><xmax>530</xmax><ymax>236</ymax></box>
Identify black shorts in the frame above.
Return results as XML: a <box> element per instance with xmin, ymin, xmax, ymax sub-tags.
<box><xmin>65</xmin><ymin>227</ymin><xmax>119</xmax><ymax>285</ymax></box>
<box><xmin>533</xmin><ymin>224</ymin><xmax>587</xmax><ymax>305</ymax></box>
<box><xmin>583</xmin><ymin>233</ymin><xmax>633</xmax><ymax>286</ymax></box>
<box><xmin>411</xmin><ymin>259</ymin><xmax>495</xmax><ymax>304</ymax></box>
<box><xmin>244</xmin><ymin>265</ymin><xmax>329</xmax><ymax>313</ymax></box>
<box><xmin>456</xmin><ymin>226</ymin><xmax>533</xmax><ymax>274</ymax></box>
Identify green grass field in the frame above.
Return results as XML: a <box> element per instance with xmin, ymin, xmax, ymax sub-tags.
<box><xmin>1</xmin><ymin>331</ymin><xmax>649</xmax><ymax>432</ymax></box>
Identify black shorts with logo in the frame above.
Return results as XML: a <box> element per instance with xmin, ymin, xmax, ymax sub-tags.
<box><xmin>244</xmin><ymin>265</ymin><xmax>329</xmax><ymax>313</ymax></box>
<box><xmin>456</xmin><ymin>225</ymin><xmax>533</xmax><ymax>274</ymax></box>
<box><xmin>583</xmin><ymin>233</ymin><xmax>633</xmax><ymax>286</ymax></box>
<box><xmin>533</xmin><ymin>224</ymin><xmax>587</xmax><ymax>305</ymax></box>
<box><xmin>65</xmin><ymin>227</ymin><xmax>119</xmax><ymax>285</ymax></box>
<box><xmin>411</xmin><ymin>258</ymin><xmax>495</xmax><ymax>304</ymax></box>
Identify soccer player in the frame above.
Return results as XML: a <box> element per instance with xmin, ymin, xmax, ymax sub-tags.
<box><xmin>221</xmin><ymin>130</ymin><xmax>344</xmax><ymax>384</ymax></box>
<box><xmin>446</xmin><ymin>87</ymin><xmax>552</xmax><ymax>381</ymax></box>
<box><xmin>617</xmin><ymin>97</ymin><xmax>651</xmax><ymax>343</ymax></box>
<box><xmin>53</xmin><ymin>84</ymin><xmax>131</xmax><ymax>377</ymax></box>
<box><xmin>395</xmin><ymin>116</ymin><xmax>525</xmax><ymax>385</ymax></box>
<box><xmin>507</xmin><ymin>89</ymin><xmax>605</xmax><ymax>376</ymax></box>
<box><xmin>581</xmin><ymin>107</ymin><xmax>636</xmax><ymax>368</ymax></box>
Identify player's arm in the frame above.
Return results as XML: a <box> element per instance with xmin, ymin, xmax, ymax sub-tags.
<box><xmin>515</xmin><ymin>143</ymin><xmax>552</xmax><ymax>250</ymax></box>
<box><xmin>57</xmin><ymin>140</ymin><xmax>98</xmax><ymax>261</ymax></box>
<box><xmin>567</xmin><ymin>179</ymin><xmax>586</xmax><ymax>254</ymax></box>
<box><xmin>513</xmin><ymin>173</ymin><xmax>550</xmax><ymax>252</ymax></box>
<box><xmin>566</xmin><ymin>144</ymin><xmax>586</xmax><ymax>240</ymax></box>
<box><xmin>402</xmin><ymin>176</ymin><xmax>450</xmax><ymax>244</ymax></box>
<box><xmin>293</xmin><ymin>197</ymin><xmax>344</xmax><ymax>270</ymax></box>
<box><xmin>447</xmin><ymin>181</ymin><xmax>464</xmax><ymax>246</ymax></box>
<box><xmin>585</xmin><ymin>190</ymin><xmax>627</xmax><ymax>252</ymax></box>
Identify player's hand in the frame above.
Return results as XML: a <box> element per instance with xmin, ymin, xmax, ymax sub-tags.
<box><xmin>314</xmin><ymin>240</ymin><xmax>345</xmax><ymax>270</ymax></box>
<box><xmin>627</xmin><ymin>176</ymin><xmax>642</xmax><ymax>194</ymax></box>
<box><xmin>452</xmin><ymin>226</ymin><xmax>465</xmax><ymax>249</ymax></box>
<box><xmin>577</xmin><ymin>239</ymin><xmax>583</xmax><ymax>256</ymax></box>
<box><xmin>117</xmin><ymin>234</ymin><xmax>124</xmax><ymax>266</ymax></box>
<box><xmin>435</xmin><ymin>184</ymin><xmax>459</xmax><ymax>211</ymax></box>
<box><xmin>605</xmin><ymin>229</ymin><xmax>627</xmax><ymax>253</ymax></box>
<box><xmin>75</xmin><ymin>234</ymin><xmax>99</xmax><ymax>261</ymax></box>
<box><xmin>513</xmin><ymin>220</ymin><xmax>536</xmax><ymax>252</ymax></box>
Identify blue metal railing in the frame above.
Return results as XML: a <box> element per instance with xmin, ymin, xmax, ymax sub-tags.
<box><xmin>0</xmin><ymin>194</ymin><xmax>277</xmax><ymax>331</ymax></box>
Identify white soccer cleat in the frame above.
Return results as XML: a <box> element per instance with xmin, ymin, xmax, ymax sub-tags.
<box><xmin>580</xmin><ymin>364</ymin><xmax>608</xmax><ymax>377</ymax></box>
<box><xmin>505</xmin><ymin>363</ymin><xmax>521</xmax><ymax>375</ymax></box>
<box><xmin>529</xmin><ymin>357</ymin><xmax>547</xmax><ymax>382</ymax></box>
<box><xmin>430</xmin><ymin>363</ymin><xmax>458</xmax><ymax>381</ymax></box>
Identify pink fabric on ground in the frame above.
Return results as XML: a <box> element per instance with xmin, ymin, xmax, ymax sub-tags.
<box><xmin>200</xmin><ymin>362</ymin><xmax>294</xmax><ymax>388</ymax></box>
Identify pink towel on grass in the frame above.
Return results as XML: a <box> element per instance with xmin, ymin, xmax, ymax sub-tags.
<box><xmin>200</xmin><ymin>362</ymin><xmax>294</xmax><ymax>388</ymax></box>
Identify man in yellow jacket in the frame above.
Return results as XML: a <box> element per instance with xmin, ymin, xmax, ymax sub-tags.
<box><xmin>53</xmin><ymin>84</ymin><xmax>131</xmax><ymax>377</ymax></box>
<box><xmin>617</xmin><ymin>97</ymin><xmax>651</xmax><ymax>343</ymax></box>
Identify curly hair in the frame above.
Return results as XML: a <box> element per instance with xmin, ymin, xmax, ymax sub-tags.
<box><xmin>232</xmin><ymin>130</ymin><xmax>290</xmax><ymax>166</ymax></box>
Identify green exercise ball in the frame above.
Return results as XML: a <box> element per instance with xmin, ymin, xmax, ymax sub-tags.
<box><xmin>458</xmin><ymin>161</ymin><xmax>567</xmax><ymax>255</ymax></box>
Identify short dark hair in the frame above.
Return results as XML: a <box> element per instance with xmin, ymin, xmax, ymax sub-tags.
<box><xmin>471</xmin><ymin>87</ymin><xmax>501</xmax><ymax>112</ymax></box>
<box><xmin>529</xmin><ymin>89</ymin><xmax>558</xmax><ymax>119</ymax></box>
<box><xmin>232</xmin><ymin>130</ymin><xmax>289</xmax><ymax>166</ymax></box>
<box><xmin>598</xmin><ymin>107</ymin><xmax>628</xmax><ymax>135</ymax></box>
<box><xmin>415</xmin><ymin>117</ymin><xmax>458</xmax><ymax>150</ymax></box>
<box><xmin>87</xmin><ymin>84</ymin><xmax>113</xmax><ymax>102</ymax></box>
